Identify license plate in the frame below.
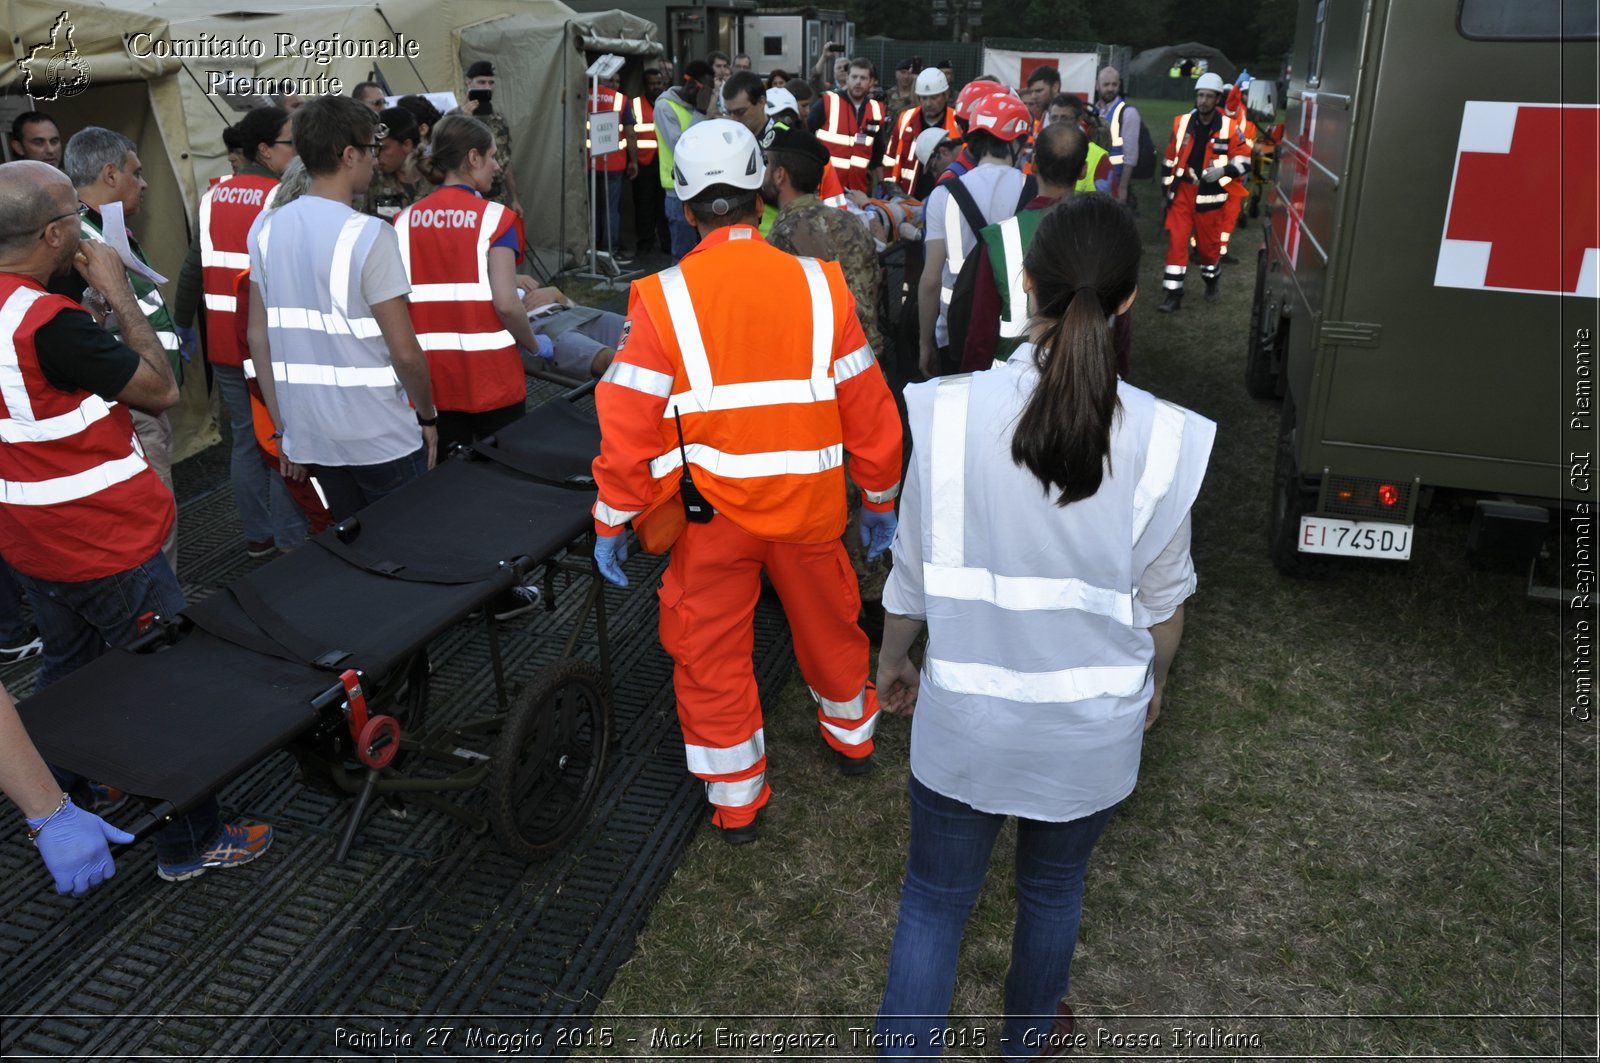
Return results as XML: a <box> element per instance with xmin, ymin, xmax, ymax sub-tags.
<box><xmin>1298</xmin><ymin>516</ymin><xmax>1414</xmax><ymax>559</ymax></box>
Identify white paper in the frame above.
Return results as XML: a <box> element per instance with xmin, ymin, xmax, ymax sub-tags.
<box><xmin>97</xmin><ymin>202</ymin><xmax>167</xmax><ymax>286</ymax></box>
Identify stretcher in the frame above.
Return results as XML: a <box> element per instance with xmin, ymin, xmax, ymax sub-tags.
<box><xmin>17</xmin><ymin>392</ymin><xmax>615</xmax><ymax>863</ymax></box>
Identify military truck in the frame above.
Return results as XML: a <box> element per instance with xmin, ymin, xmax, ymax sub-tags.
<box><xmin>1245</xmin><ymin>0</ymin><xmax>1598</xmax><ymax>577</ymax></box>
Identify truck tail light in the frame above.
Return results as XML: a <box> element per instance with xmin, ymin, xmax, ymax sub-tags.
<box><xmin>1321</xmin><ymin>474</ymin><xmax>1415</xmax><ymax>522</ymax></box>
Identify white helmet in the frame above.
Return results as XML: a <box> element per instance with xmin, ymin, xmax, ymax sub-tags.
<box><xmin>914</xmin><ymin>67</ymin><xmax>949</xmax><ymax>96</ymax></box>
<box><xmin>764</xmin><ymin>86</ymin><xmax>798</xmax><ymax>117</ymax></box>
<box><xmin>1195</xmin><ymin>72</ymin><xmax>1226</xmax><ymax>95</ymax></box>
<box><xmin>672</xmin><ymin>118</ymin><xmax>766</xmax><ymax>201</ymax></box>
<box><xmin>913</xmin><ymin>126</ymin><xmax>951</xmax><ymax>165</ymax></box>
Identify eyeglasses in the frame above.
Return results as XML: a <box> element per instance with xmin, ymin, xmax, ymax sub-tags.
<box><xmin>272</xmin><ymin>139</ymin><xmax>295</xmax><ymax>146</ymax></box>
<box><xmin>26</xmin><ymin>204</ymin><xmax>90</xmax><ymax>241</ymax></box>
<box><xmin>351</xmin><ymin>142</ymin><xmax>381</xmax><ymax>157</ymax></box>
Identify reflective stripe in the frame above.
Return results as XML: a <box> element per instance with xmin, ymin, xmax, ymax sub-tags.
<box><xmin>328</xmin><ymin>213</ymin><xmax>368</xmax><ymax>323</ymax></box>
<box><xmin>0</xmin><ymin>450</ymin><xmax>148</xmax><ymax>507</ymax></box>
<box><xmin>601</xmin><ymin>360</ymin><xmax>675</xmax><ymax>398</ymax></box>
<box><xmin>665</xmin><ymin>377</ymin><xmax>835</xmax><ymax>416</ymax></box>
<box><xmin>1162</xmin><ymin>266</ymin><xmax>1186</xmax><ymax>291</ymax></box>
<box><xmin>998</xmin><ymin>215</ymin><xmax>1028</xmax><ymax>338</ymax></box>
<box><xmin>201</xmin><ymin>250</ymin><xmax>250</xmax><ymax>269</ymax></box>
<box><xmin>833</xmin><ymin>345</ymin><xmax>876</xmax><ymax>384</ymax></box>
<box><xmin>926</xmin><ymin>656</ymin><xmax>1150</xmax><ymax>703</ymax></box>
<box><xmin>799</xmin><ymin>259</ymin><xmax>834</xmax><ymax>385</ymax></box>
<box><xmin>648</xmin><ymin>442</ymin><xmax>842</xmax><ymax>480</ymax></box>
<box><xmin>706</xmin><ymin>773</ymin><xmax>765</xmax><ymax>808</ymax></box>
<box><xmin>309</xmin><ymin>475</ymin><xmax>329</xmax><ymax>510</ymax></box>
<box><xmin>205</xmin><ymin>293</ymin><xmax>237</xmax><ymax>312</ymax></box>
<box><xmin>153</xmin><ymin>331</ymin><xmax>180</xmax><ymax>349</ymax></box>
<box><xmin>1130</xmin><ymin>400</ymin><xmax>1186</xmax><ymax>546</ymax></box>
<box><xmin>928</xmin><ymin>375</ymin><xmax>971</xmax><ymax>567</ymax></box>
<box><xmin>242</xmin><ymin>359</ymin><xmax>257</xmax><ymax>380</ymax></box>
<box><xmin>266</xmin><ymin>306</ymin><xmax>383</xmax><ymax>339</ymax></box>
<box><xmin>593</xmin><ymin>500</ymin><xmax>641</xmax><ymax>527</ymax></box>
<box><xmin>684</xmin><ymin>729</ymin><xmax>765</xmax><ymax>775</ymax></box>
<box><xmin>821</xmin><ymin>716</ymin><xmax>876</xmax><ymax>746</ymax></box>
<box><xmin>272</xmin><ymin>362</ymin><xmax>401</xmax><ymax>389</ymax></box>
<box><xmin>923</xmin><ymin>564</ymin><xmax>1135</xmax><ymax>625</ymax></box>
<box><xmin>821</xmin><ymin>191</ymin><xmax>849</xmax><ymax>209</ymax></box>
<box><xmin>0</xmin><ymin>288</ymin><xmax>43</xmax><ymax>421</ymax></box>
<box><xmin>394</xmin><ymin>207</ymin><xmax>413</xmax><ymax>276</ymax></box>
<box><xmin>811</xmin><ymin>683</ymin><xmax>867</xmax><ymax>721</ymax></box>
<box><xmin>408</xmin><ymin>282</ymin><xmax>492</xmax><ymax>302</ymax></box>
<box><xmin>415</xmin><ymin>329</ymin><xmax>516</xmax><ymax>352</ymax></box>
<box><xmin>658</xmin><ymin>267</ymin><xmax>713</xmax><ymax>411</ymax></box>
<box><xmin>862</xmin><ymin>481</ymin><xmax>901</xmax><ymax>504</ymax></box>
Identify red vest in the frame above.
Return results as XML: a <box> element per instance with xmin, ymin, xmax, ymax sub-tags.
<box><xmin>886</xmin><ymin>105</ymin><xmax>959</xmax><ymax>194</ymax></box>
<box><xmin>0</xmin><ymin>275</ymin><xmax>173</xmax><ymax>581</ymax></box>
<box><xmin>395</xmin><ymin>187</ymin><xmax>525</xmax><ymax>413</ymax></box>
<box><xmin>631</xmin><ymin>95</ymin><xmax>657</xmax><ymax>165</ymax></box>
<box><xmin>199</xmin><ymin>172</ymin><xmax>277</xmax><ymax>367</ymax></box>
<box><xmin>817</xmin><ymin>92</ymin><xmax>885</xmax><ymax>193</ymax></box>
<box><xmin>588</xmin><ymin>86</ymin><xmax>629</xmax><ymax>174</ymax></box>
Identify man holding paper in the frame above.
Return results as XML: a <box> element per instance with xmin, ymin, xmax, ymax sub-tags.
<box><xmin>50</xmin><ymin>128</ymin><xmax>183</xmax><ymax>573</ymax></box>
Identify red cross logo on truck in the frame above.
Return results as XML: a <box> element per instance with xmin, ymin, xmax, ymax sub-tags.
<box><xmin>1283</xmin><ymin>93</ymin><xmax>1317</xmax><ymax>267</ymax></box>
<box><xmin>1435</xmin><ymin>102</ymin><xmax>1600</xmax><ymax>298</ymax></box>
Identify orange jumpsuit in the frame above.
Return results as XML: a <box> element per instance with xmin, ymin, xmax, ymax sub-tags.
<box><xmin>592</xmin><ymin>225</ymin><xmax>903</xmax><ymax>829</ymax></box>
<box><xmin>1161</xmin><ymin>109</ymin><xmax>1251</xmax><ymax>297</ymax></box>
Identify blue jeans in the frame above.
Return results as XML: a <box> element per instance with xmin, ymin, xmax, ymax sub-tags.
<box><xmin>0</xmin><ymin>555</ymin><xmax>32</xmax><ymax>645</ymax></box>
<box><xmin>876</xmin><ymin>774</ymin><xmax>1116</xmax><ymax>1062</ymax></box>
<box><xmin>308</xmin><ymin>447</ymin><xmax>428</xmax><ymax>524</ymax></box>
<box><xmin>214</xmin><ymin>363</ymin><xmax>307</xmax><ymax>548</ymax></box>
<box><xmin>15</xmin><ymin>552</ymin><xmax>222</xmax><ymax>863</ymax></box>
<box><xmin>595</xmin><ymin>170</ymin><xmax>624</xmax><ymax>254</ymax></box>
<box><xmin>665</xmin><ymin>193</ymin><xmax>698</xmax><ymax>263</ymax></box>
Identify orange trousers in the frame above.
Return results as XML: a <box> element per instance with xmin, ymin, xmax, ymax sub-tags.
<box><xmin>657</xmin><ymin>515</ymin><xmax>879</xmax><ymax>829</ymax></box>
<box><xmin>1164</xmin><ymin>182</ymin><xmax>1227</xmax><ymax>293</ymax></box>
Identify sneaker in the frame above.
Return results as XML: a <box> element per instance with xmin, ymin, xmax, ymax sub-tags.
<box><xmin>245</xmin><ymin>538</ymin><xmax>276</xmax><ymax>559</ymax></box>
<box><xmin>156</xmin><ymin>821</ymin><xmax>274</xmax><ymax>882</ymax></box>
<box><xmin>84</xmin><ymin>782</ymin><xmax>128</xmax><ymax>817</ymax></box>
<box><xmin>491</xmin><ymin>581</ymin><xmax>542</xmax><ymax>622</ymax></box>
<box><xmin>0</xmin><ymin>627</ymin><xmax>42</xmax><ymax>664</ymax></box>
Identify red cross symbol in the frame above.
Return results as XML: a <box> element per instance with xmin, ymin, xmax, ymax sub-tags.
<box><xmin>1284</xmin><ymin>93</ymin><xmax>1317</xmax><ymax>267</ymax></box>
<box><xmin>1437</xmin><ymin>103</ymin><xmax>1600</xmax><ymax>297</ymax></box>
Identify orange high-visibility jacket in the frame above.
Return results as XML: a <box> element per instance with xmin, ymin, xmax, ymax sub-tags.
<box><xmin>1162</xmin><ymin>110</ymin><xmax>1251</xmax><ymax>212</ymax></box>
<box><xmin>591</xmin><ymin>225</ymin><xmax>902</xmax><ymax>544</ymax></box>
<box><xmin>631</xmin><ymin>95</ymin><xmax>657</xmax><ymax>165</ymax></box>
<box><xmin>816</xmin><ymin>92</ymin><xmax>886</xmax><ymax>193</ymax></box>
<box><xmin>884</xmin><ymin>105</ymin><xmax>960</xmax><ymax>194</ymax></box>
<box><xmin>199</xmin><ymin>172</ymin><xmax>278</xmax><ymax>367</ymax></box>
<box><xmin>395</xmin><ymin>187</ymin><xmax>525</xmax><ymax>413</ymax></box>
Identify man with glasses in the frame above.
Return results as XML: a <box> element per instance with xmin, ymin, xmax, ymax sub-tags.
<box><xmin>0</xmin><ymin>160</ymin><xmax>274</xmax><ymax>882</ymax></box>
<box><xmin>245</xmin><ymin>96</ymin><xmax>438</xmax><ymax>521</ymax></box>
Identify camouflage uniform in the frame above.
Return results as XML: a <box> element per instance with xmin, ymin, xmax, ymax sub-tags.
<box><xmin>447</xmin><ymin>107</ymin><xmax>516</xmax><ymax>206</ymax></box>
<box><xmin>885</xmin><ymin>89</ymin><xmax>918</xmax><ymax>121</ymax></box>
<box><xmin>362</xmin><ymin>168</ymin><xmax>426</xmax><ymax>223</ymax></box>
<box><xmin>766</xmin><ymin>193</ymin><xmax>883</xmax><ymax>355</ymax></box>
<box><xmin>765</xmin><ymin>193</ymin><xmax>889</xmax><ymax>605</ymax></box>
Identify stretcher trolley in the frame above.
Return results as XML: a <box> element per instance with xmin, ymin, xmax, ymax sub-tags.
<box><xmin>17</xmin><ymin>394</ymin><xmax>615</xmax><ymax>864</ymax></box>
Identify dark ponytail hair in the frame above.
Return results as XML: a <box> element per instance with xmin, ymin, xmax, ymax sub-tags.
<box><xmin>1010</xmin><ymin>192</ymin><xmax>1140</xmax><ymax>505</ymax></box>
<box><xmin>417</xmin><ymin>114</ymin><xmax>493</xmax><ymax>186</ymax></box>
<box><xmin>232</xmin><ymin>105</ymin><xmax>290</xmax><ymax>167</ymax></box>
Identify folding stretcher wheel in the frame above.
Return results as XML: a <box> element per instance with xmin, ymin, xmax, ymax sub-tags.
<box><xmin>488</xmin><ymin>658</ymin><xmax>612</xmax><ymax>862</ymax></box>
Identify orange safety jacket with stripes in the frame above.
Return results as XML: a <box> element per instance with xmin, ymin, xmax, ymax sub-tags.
<box><xmin>587</xmin><ymin>86</ymin><xmax>631</xmax><ymax>174</ymax></box>
<box><xmin>0</xmin><ymin>275</ymin><xmax>173</xmax><ymax>581</ymax></box>
<box><xmin>631</xmin><ymin>94</ymin><xmax>657</xmax><ymax>165</ymax></box>
<box><xmin>199</xmin><ymin>172</ymin><xmax>279</xmax><ymax>367</ymax></box>
<box><xmin>1162</xmin><ymin>110</ymin><xmax>1250</xmax><ymax>212</ymax></box>
<box><xmin>884</xmin><ymin>105</ymin><xmax>960</xmax><ymax>195</ymax></box>
<box><xmin>816</xmin><ymin>92</ymin><xmax>886</xmax><ymax>193</ymax></box>
<box><xmin>591</xmin><ymin>225</ymin><xmax>902</xmax><ymax>544</ymax></box>
<box><xmin>394</xmin><ymin>187</ymin><xmax>525</xmax><ymax>413</ymax></box>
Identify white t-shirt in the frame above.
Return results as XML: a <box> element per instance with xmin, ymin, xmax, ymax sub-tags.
<box><xmin>923</xmin><ymin>160</ymin><xmax>1026</xmax><ymax>347</ymax></box>
<box><xmin>248</xmin><ymin>195</ymin><xmax>419</xmax><ymax>467</ymax></box>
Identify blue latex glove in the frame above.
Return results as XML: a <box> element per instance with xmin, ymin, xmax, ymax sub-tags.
<box><xmin>30</xmin><ymin>800</ymin><xmax>134</xmax><ymax>897</ymax></box>
<box><xmin>594</xmin><ymin>530</ymin><xmax>630</xmax><ymax>587</ymax></box>
<box><xmin>859</xmin><ymin>506</ymin><xmax>897</xmax><ymax>563</ymax></box>
<box><xmin>174</xmin><ymin>325</ymin><xmax>198</xmax><ymax>363</ymax></box>
<box><xmin>532</xmin><ymin>334</ymin><xmax>555</xmax><ymax>361</ymax></box>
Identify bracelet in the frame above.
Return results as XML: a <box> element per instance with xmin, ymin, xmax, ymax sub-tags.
<box><xmin>24</xmin><ymin>792</ymin><xmax>71</xmax><ymax>844</ymax></box>
<box><xmin>416</xmin><ymin>412</ymin><xmax>438</xmax><ymax>427</ymax></box>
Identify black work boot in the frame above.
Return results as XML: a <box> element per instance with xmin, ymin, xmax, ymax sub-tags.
<box><xmin>1204</xmin><ymin>276</ymin><xmax>1220</xmax><ymax>302</ymax></box>
<box><xmin>1158</xmin><ymin>290</ymin><xmax>1183</xmax><ymax>313</ymax></box>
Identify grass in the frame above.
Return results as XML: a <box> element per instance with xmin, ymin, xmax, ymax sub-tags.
<box><xmin>579</xmin><ymin>97</ymin><xmax>1593</xmax><ymax>1059</ymax></box>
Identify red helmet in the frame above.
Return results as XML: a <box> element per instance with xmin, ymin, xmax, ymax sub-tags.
<box><xmin>967</xmin><ymin>92</ymin><xmax>1033</xmax><ymax>141</ymax></box>
<box><xmin>954</xmin><ymin>80</ymin><xmax>1010</xmax><ymax>125</ymax></box>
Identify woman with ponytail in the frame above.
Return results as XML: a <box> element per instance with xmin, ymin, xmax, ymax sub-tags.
<box><xmin>873</xmin><ymin>193</ymin><xmax>1216</xmax><ymax>1060</ymax></box>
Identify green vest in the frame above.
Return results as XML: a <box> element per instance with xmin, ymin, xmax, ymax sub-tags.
<box><xmin>979</xmin><ymin>207</ymin><xmax>1049</xmax><ymax>365</ymax></box>
<box><xmin>758</xmin><ymin>200</ymin><xmax>777</xmax><ymax>237</ymax></box>
<box><xmin>1079</xmin><ymin>141</ymin><xmax>1110</xmax><ymax>194</ymax></box>
<box><xmin>80</xmin><ymin>214</ymin><xmax>183</xmax><ymax>384</ymax></box>
<box><xmin>657</xmin><ymin>97</ymin><xmax>693</xmax><ymax>190</ymax></box>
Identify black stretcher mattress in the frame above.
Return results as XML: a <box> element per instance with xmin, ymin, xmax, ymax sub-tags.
<box><xmin>17</xmin><ymin>402</ymin><xmax>601</xmax><ymax>814</ymax></box>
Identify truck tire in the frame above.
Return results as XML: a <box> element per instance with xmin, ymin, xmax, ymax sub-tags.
<box><xmin>1268</xmin><ymin>397</ymin><xmax>1329</xmax><ymax>578</ymax></box>
<box><xmin>1244</xmin><ymin>246</ymin><xmax>1279</xmax><ymax>400</ymax></box>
